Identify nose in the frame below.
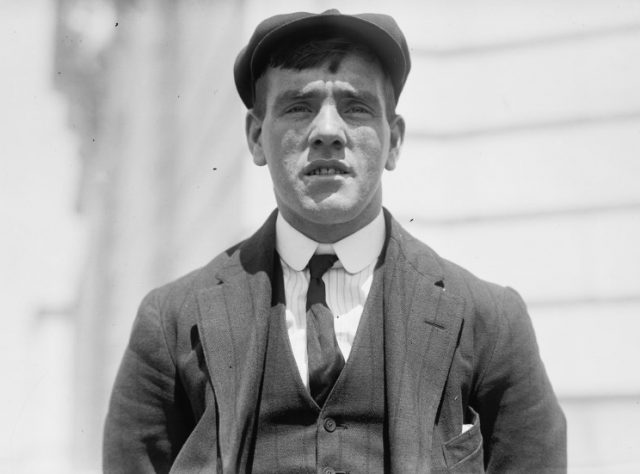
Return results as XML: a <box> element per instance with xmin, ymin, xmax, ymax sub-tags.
<box><xmin>308</xmin><ymin>103</ymin><xmax>347</xmax><ymax>150</ymax></box>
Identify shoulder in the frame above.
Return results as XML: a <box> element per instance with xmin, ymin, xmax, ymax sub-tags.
<box><xmin>141</xmin><ymin>240</ymin><xmax>244</xmax><ymax>316</ymax></box>
<box><xmin>132</xmin><ymin>211</ymin><xmax>278</xmax><ymax>347</ymax></box>
<box><xmin>388</xmin><ymin>212</ymin><xmax>527</xmax><ymax>326</ymax></box>
<box><xmin>392</xmin><ymin>219</ymin><xmax>539</xmax><ymax>383</ymax></box>
<box><xmin>439</xmin><ymin>253</ymin><xmax>524</xmax><ymax>320</ymax></box>
<box><xmin>389</xmin><ymin>215</ymin><xmax>546</xmax><ymax>390</ymax></box>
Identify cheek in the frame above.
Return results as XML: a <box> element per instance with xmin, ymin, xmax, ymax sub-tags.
<box><xmin>277</xmin><ymin>125</ymin><xmax>306</xmax><ymax>149</ymax></box>
<box><xmin>267</xmin><ymin>155</ymin><xmax>304</xmax><ymax>192</ymax></box>
<box><xmin>352</xmin><ymin>129</ymin><xmax>387</xmax><ymax>171</ymax></box>
<box><xmin>264</xmin><ymin>129</ymin><xmax>307</xmax><ymax>181</ymax></box>
<box><xmin>355</xmin><ymin>123</ymin><xmax>387</xmax><ymax>148</ymax></box>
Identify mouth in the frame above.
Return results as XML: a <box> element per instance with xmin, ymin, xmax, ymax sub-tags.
<box><xmin>307</xmin><ymin>167</ymin><xmax>349</xmax><ymax>176</ymax></box>
<box><xmin>303</xmin><ymin>160</ymin><xmax>351</xmax><ymax>177</ymax></box>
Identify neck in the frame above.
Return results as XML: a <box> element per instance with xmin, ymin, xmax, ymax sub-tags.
<box><xmin>278</xmin><ymin>205</ymin><xmax>381</xmax><ymax>243</ymax></box>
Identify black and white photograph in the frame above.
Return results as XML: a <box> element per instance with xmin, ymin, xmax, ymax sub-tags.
<box><xmin>2</xmin><ymin>0</ymin><xmax>639</xmax><ymax>472</ymax></box>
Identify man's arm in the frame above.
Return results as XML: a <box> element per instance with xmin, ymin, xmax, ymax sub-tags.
<box><xmin>473</xmin><ymin>287</ymin><xmax>567</xmax><ymax>473</ymax></box>
<box><xmin>103</xmin><ymin>290</ymin><xmax>193</xmax><ymax>473</ymax></box>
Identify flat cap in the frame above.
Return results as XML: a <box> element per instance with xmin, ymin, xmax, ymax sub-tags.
<box><xmin>234</xmin><ymin>9</ymin><xmax>411</xmax><ymax>109</ymax></box>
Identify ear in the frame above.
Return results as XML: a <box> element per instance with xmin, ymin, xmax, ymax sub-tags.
<box><xmin>245</xmin><ymin>110</ymin><xmax>266</xmax><ymax>166</ymax></box>
<box><xmin>385</xmin><ymin>114</ymin><xmax>405</xmax><ymax>171</ymax></box>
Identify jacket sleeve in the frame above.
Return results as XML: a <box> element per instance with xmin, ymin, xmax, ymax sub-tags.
<box><xmin>473</xmin><ymin>287</ymin><xmax>567</xmax><ymax>473</ymax></box>
<box><xmin>103</xmin><ymin>290</ymin><xmax>193</xmax><ymax>473</ymax></box>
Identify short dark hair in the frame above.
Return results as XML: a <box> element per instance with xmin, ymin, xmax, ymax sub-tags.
<box><xmin>252</xmin><ymin>37</ymin><xmax>397</xmax><ymax>121</ymax></box>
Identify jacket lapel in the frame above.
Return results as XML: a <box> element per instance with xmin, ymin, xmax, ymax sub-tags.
<box><xmin>193</xmin><ymin>209</ymin><xmax>464</xmax><ymax>472</ymax></box>
<box><xmin>383</xmin><ymin>212</ymin><xmax>465</xmax><ymax>473</ymax></box>
<box><xmin>195</xmin><ymin>211</ymin><xmax>278</xmax><ymax>472</ymax></box>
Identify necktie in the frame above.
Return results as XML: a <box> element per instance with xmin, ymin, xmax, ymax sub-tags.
<box><xmin>306</xmin><ymin>254</ymin><xmax>344</xmax><ymax>406</ymax></box>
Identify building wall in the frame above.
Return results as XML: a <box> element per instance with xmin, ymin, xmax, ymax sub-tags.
<box><xmin>55</xmin><ymin>0</ymin><xmax>253</xmax><ymax>469</ymax></box>
<box><xmin>58</xmin><ymin>0</ymin><xmax>640</xmax><ymax>471</ymax></box>
<box><xmin>379</xmin><ymin>2</ymin><xmax>640</xmax><ymax>472</ymax></box>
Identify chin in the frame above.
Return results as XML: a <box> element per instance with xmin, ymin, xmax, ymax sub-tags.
<box><xmin>306</xmin><ymin>201</ymin><xmax>361</xmax><ymax>224</ymax></box>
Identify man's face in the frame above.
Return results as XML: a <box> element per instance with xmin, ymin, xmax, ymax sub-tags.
<box><xmin>246</xmin><ymin>53</ymin><xmax>404</xmax><ymax>241</ymax></box>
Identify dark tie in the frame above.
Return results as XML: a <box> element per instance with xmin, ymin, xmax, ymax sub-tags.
<box><xmin>306</xmin><ymin>254</ymin><xmax>344</xmax><ymax>406</ymax></box>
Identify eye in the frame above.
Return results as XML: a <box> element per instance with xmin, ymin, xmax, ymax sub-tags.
<box><xmin>343</xmin><ymin>102</ymin><xmax>374</xmax><ymax>117</ymax></box>
<box><xmin>284</xmin><ymin>103</ymin><xmax>312</xmax><ymax>114</ymax></box>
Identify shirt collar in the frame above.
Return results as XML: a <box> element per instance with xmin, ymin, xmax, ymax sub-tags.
<box><xmin>276</xmin><ymin>210</ymin><xmax>385</xmax><ymax>274</ymax></box>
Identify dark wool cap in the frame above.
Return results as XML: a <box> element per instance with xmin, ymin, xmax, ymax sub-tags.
<box><xmin>234</xmin><ymin>9</ymin><xmax>411</xmax><ymax>109</ymax></box>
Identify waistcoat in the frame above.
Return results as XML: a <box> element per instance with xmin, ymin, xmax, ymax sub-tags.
<box><xmin>251</xmin><ymin>266</ymin><xmax>387</xmax><ymax>473</ymax></box>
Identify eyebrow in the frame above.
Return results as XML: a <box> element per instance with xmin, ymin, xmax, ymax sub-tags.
<box><xmin>272</xmin><ymin>88</ymin><xmax>382</xmax><ymax>109</ymax></box>
<box><xmin>272</xmin><ymin>90</ymin><xmax>314</xmax><ymax>108</ymax></box>
<box><xmin>341</xmin><ymin>90</ymin><xmax>381</xmax><ymax>106</ymax></box>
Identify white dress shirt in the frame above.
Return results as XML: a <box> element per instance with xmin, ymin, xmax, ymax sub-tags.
<box><xmin>275</xmin><ymin>211</ymin><xmax>385</xmax><ymax>387</ymax></box>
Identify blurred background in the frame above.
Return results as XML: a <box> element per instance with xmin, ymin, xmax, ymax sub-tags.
<box><xmin>2</xmin><ymin>0</ymin><xmax>639</xmax><ymax>472</ymax></box>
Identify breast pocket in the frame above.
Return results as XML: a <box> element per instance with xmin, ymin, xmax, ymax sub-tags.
<box><xmin>442</xmin><ymin>406</ymin><xmax>484</xmax><ymax>473</ymax></box>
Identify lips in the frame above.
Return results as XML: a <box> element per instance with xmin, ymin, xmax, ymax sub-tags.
<box><xmin>303</xmin><ymin>160</ymin><xmax>351</xmax><ymax>177</ymax></box>
<box><xmin>308</xmin><ymin>167</ymin><xmax>348</xmax><ymax>176</ymax></box>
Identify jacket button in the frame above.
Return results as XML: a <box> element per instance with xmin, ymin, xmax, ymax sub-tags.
<box><xmin>323</xmin><ymin>417</ymin><xmax>337</xmax><ymax>432</ymax></box>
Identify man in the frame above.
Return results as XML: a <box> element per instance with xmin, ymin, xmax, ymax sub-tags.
<box><xmin>104</xmin><ymin>10</ymin><xmax>566</xmax><ymax>473</ymax></box>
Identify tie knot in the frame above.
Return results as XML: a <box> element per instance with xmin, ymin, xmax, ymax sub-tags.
<box><xmin>308</xmin><ymin>254</ymin><xmax>338</xmax><ymax>279</ymax></box>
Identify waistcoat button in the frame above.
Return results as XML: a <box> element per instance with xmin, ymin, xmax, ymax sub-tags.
<box><xmin>323</xmin><ymin>417</ymin><xmax>337</xmax><ymax>432</ymax></box>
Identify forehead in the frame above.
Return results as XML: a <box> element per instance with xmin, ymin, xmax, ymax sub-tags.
<box><xmin>259</xmin><ymin>53</ymin><xmax>387</xmax><ymax>105</ymax></box>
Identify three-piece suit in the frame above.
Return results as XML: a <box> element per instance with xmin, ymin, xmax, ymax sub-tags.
<box><xmin>104</xmin><ymin>209</ymin><xmax>566</xmax><ymax>473</ymax></box>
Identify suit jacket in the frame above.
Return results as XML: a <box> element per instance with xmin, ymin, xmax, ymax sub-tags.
<box><xmin>104</xmin><ymin>209</ymin><xmax>566</xmax><ymax>473</ymax></box>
